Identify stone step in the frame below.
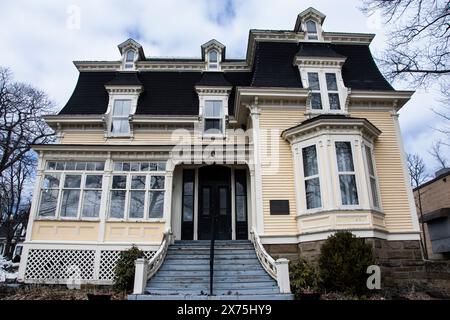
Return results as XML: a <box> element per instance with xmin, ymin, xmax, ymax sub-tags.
<box><xmin>159</xmin><ymin>264</ymin><xmax>264</xmax><ymax>271</ymax></box>
<box><xmin>129</xmin><ymin>293</ymin><xmax>294</xmax><ymax>300</ymax></box>
<box><xmin>168</xmin><ymin>248</ymin><xmax>256</xmax><ymax>254</ymax></box>
<box><xmin>146</xmin><ymin>288</ymin><xmax>280</xmax><ymax>296</ymax></box>
<box><xmin>165</xmin><ymin>253</ymin><xmax>258</xmax><ymax>260</ymax></box>
<box><xmin>163</xmin><ymin>258</ymin><xmax>260</xmax><ymax>265</ymax></box>
<box><xmin>154</xmin><ymin>269</ymin><xmax>269</xmax><ymax>277</ymax></box>
<box><xmin>148</xmin><ymin>281</ymin><xmax>277</xmax><ymax>290</ymax></box>
<box><xmin>150</xmin><ymin>275</ymin><xmax>275</xmax><ymax>283</ymax></box>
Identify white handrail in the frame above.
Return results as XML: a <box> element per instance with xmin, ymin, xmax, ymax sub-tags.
<box><xmin>250</xmin><ymin>228</ymin><xmax>291</xmax><ymax>294</ymax></box>
<box><xmin>133</xmin><ymin>228</ymin><xmax>172</xmax><ymax>294</ymax></box>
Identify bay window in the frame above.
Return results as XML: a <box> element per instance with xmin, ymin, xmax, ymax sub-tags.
<box><xmin>302</xmin><ymin>145</ymin><xmax>321</xmax><ymax>209</ymax></box>
<box><xmin>108</xmin><ymin>161</ymin><xmax>166</xmax><ymax>220</ymax></box>
<box><xmin>335</xmin><ymin>141</ymin><xmax>359</xmax><ymax>205</ymax></box>
<box><xmin>37</xmin><ymin>161</ymin><xmax>105</xmax><ymax>219</ymax></box>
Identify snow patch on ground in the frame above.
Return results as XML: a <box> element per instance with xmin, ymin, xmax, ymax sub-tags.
<box><xmin>0</xmin><ymin>255</ymin><xmax>19</xmax><ymax>282</ymax></box>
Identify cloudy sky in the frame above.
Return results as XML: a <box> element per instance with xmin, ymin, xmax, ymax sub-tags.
<box><xmin>1</xmin><ymin>0</ymin><xmax>448</xmax><ymax>177</ymax></box>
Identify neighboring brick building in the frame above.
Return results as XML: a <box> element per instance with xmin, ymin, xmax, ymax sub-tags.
<box><xmin>414</xmin><ymin>168</ymin><xmax>450</xmax><ymax>260</ymax></box>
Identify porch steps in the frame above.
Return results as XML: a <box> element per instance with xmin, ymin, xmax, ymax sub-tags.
<box><xmin>129</xmin><ymin>240</ymin><xmax>293</xmax><ymax>300</ymax></box>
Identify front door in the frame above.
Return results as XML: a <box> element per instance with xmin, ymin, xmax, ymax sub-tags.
<box><xmin>198</xmin><ymin>166</ymin><xmax>232</xmax><ymax>240</ymax></box>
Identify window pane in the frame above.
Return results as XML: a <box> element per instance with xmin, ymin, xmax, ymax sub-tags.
<box><xmin>95</xmin><ymin>162</ymin><xmax>105</xmax><ymax>171</ymax></box>
<box><xmin>365</xmin><ymin>146</ymin><xmax>375</xmax><ymax>176</ymax></box>
<box><xmin>112</xmin><ymin>119</ymin><xmax>129</xmax><ymax>134</ymax></box>
<box><xmin>157</xmin><ymin>162</ymin><xmax>166</xmax><ymax>171</ymax></box>
<box><xmin>339</xmin><ymin>175</ymin><xmax>359</xmax><ymax>205</ymax></box>
<box><xmin>42</xmin><ymin>174</ymin><xmax>60</xmax><ymax>189</ymax></box>
<box><xmin>183</xmin><ymin>181</ymin><xmax>194</xmax><ymax>195</ymax></box>
<box><xmin>307</xmin><ymin>73</ymin><xmax>320</xmax><ymax>90</ymax></box>
<box><xmin>140</xmin><ymin>162</ymin><xmax>149</xmax><ymax>171</ymax></box>
<box><xmin>46</xmin><ymin>161</ymin><xmax>57</xmax><ymax>170</ymax></box>
<box><xmin>236</xmin><ymin>196</ymin><xmax>247</xmax><ymax>222</ymax></box>
<box><xmin>370</xmin><ymin>178</ymin><xmax>379</xmax><ymax>208</ymax></box>
<box><xmin>219</xmin><ymin>187</ymin><xmax>227</xmax><ymax>216</ymax></box>
<box><xmin>112</xmin><ymin>175</ymin><xmax>127</xmax><ymax>189</ymax></box>
<box><xmin>209</xmin><ymin>50</ymin><xmax>218</xmax><ymax>62</ymax></box>
<box><xmin>114</xmin><ymin>162</ymin><xmax>122</xmax><ymax>171</ymax></box>
<box><xmin>126</xmin><ymin>50</ymin><xmax>135</xmax><ymax>62</ymax></box>
<box><xmin>150</xmin><ymin>176</ymin><xmax>165</xmax><ymax>189</ymax></box>
<box><xmin>60</xmin><ymin>190</ymin><xmax>80</xmax><ymax>217</ymax></box>
<box><xmin>205</xmin><ymin>119</ymin><xmax>222</xmax><ymax>133</ymax></box>
<box><xmin>305</xmin><ymin>177</ymin><xmax>321</xmax><ymax>209</ymax></box>
<box><xmin>85</xmin><ymin>175</ymin><xmax>102</xmax><ymax>189</ymax></box>
<box><xmin>149</xmin><ymin>163</ymin><xmax>157</xmax><ymax>171</ymax></box>
<box><xmin>64</xmin><ymin>175</ymin><xmax>81</xmax><ymax>188</ymax></box>
<box><xmin>110</xmin><ymin>190</ymin><xmax>126</xmax><ymax>218</ymax></box>
<box><xmin>130</xmin><ymin>163</ymin><xmax>140</xmax><ymax>171</ymax></box>
<box><xmin>56</xmin><ymin>162</ymin><xmax>65</xmax><ymax>170</ymax></box>
<box><xmin>86</xmin><ymin>162</ymin><xmax>96</xmax><ymax>171</ymax></box>
<box><xmin>306</xmin><ymin>20</ymin><xmax>317</xmax><ymax>33</ymax></box>
<box><xmin>202</xmin><ymin>188</ymin><xmax>210</xmax><ymax>216</ymax></box>
<box><xmin>302</xmin><ymin>145</ymin><xmax>318</xmax><ymax>177</ymax></box>
<box><xmin>326</xmin><ymin>73</ymin><xmax>338</xmax><ymax>90</ymax></box>
<box><xmin>131</xmin><ymin>176</ymin><xmax>146</xmax><ymax>189</ymax></box>
<box><xmin>122</xmin><ymin>163</ymin><xmax>130</xmax><ymax>171</ymax></box>
<box><xmin>236</xmin><ymin>180</ymin><xmax>245</xmax><ymax>196</ymax></box>
<box><xmin>328</xmin><ymin>93</ymin><xmax>341</xmax><ymax>110</ymax></box>
<box><xmin>82</xmin><ymin>190</ymin><xmax>101</xmax><ymax>217</ymax></box>
<box><xmin>65</xmin><ymin>162</ymin><xmax>76</xmax><ymax>170</ymax></box>
<box><xmin>149</xmin><ymin>191</ymin><xmax>164</xmax><ymax>218</ymax></box>
<box><xmin>335</xmin><ymin>142</ymin><xmax>354</xmax><ymax>172</ymax></box>
<box><xmin>311</xmin><ymin>93</ymin><xmax>322</xmax><ymax>109</ymax></box>
<box><xmin>183</xmin><ymin>196</ymin><xmax>193</xmax><ymax>222</ymax></box>
<box><xmin>39</xmin><ymin>190</ymin><xmax>58</xmax><ymax>216</ymax></box>
<box><xmin>76</xmin><ymin>162</ymin><xmax>86</xmax><ymax>171</ymax></box>
<box><xmin>129</xmin><ymin>191</ymin><xmax>145</xmax><ymax>218</ymax></box>
<box><xmin>113</xmin><ymin>100</ymin><xmax>131</xmax><ymax>116</ymax></box>
<box><xmin>204</xmin><ymin>101</ymin><xmax>222</xmax><ymax>117</ymax></box>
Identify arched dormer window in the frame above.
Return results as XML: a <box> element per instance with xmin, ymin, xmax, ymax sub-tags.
<box><xmin>123</xmin><ymin>49</ymin><xmax>136</xmax><ymax>70</ymax></box>
<box><xmin>207</xmin><ymin>50</ymin><xmax>219</xmax><ymax>70</ymax></box>
<box><xmin>306</xmin><ymin>20</ymin><xmax>318</xmax><ymax>40</ymax></box>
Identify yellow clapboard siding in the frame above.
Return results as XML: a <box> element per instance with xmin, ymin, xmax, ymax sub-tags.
<box><xmin>259</xmin><ymin>107</ymin><xmax>305</xmax><ymax>235</ymax></box>
<box><xmin>350</xmin><ymin>109</ymin><xmax>413</xmax><ymax>232</ymax></box>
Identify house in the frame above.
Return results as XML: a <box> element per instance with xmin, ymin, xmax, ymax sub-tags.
<box><xmin>414</xmin><ymin>168</ymin><xmax>450</xmax><ymax>260</ymax></box>
<box><xmin>18</xmin><ymin>7</ymin><xmax>421</xmax><ymax>298</ymax></box>
<box><xmin>0</xmin><ymin>221</ymin><xmax>27</xmax><ymax>261</ymax></box>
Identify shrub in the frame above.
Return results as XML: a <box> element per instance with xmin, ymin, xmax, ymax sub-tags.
<box><xmin>289</xmin><ymin>258</ymin><xmax>320</xmax><ymax>298</ymax></box>
<box><xmin>318</xmin><ymin>231</ymin><xmax>375</xmax><ymax>296</ymax></box>
<box><xmin>113</xmin><ymin>245</ymin><xmax>144</xmax><ymax>292</ymax></box>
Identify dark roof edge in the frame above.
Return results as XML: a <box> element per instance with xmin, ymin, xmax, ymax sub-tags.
<box><xmin>413</xmin><ymin>170</ymin><xmax>450</xmax><ymax>191</ymax></box>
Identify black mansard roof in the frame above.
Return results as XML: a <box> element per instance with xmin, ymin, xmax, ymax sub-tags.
<box><xmin>59</xmin><ymin>41</ymin><xmax>394</xmax><ymax>116</ymax></box>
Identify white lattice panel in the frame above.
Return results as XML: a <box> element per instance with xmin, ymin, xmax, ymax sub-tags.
<box><xmin>98</xmin><ymin>250</ymin><xmax>156</xmax><ymax>281</ymax></box>
<box><xmin>25</xmin><ymin>249</ymin><xmax>95</xmax><ymax>281</ymax></box>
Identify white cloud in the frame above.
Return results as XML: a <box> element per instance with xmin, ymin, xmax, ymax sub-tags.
<box><xmin>0</xmin><ymin>0</ymin><xmax>448</xmax><ymax>175</ymax></box>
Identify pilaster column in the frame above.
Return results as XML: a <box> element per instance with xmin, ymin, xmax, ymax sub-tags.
<box><xmin>98</xmin><ymin>152</ymin><xmax>112</xmax><ymax>243</ymax></box>
<box><xmin>247</xmin><ymin>101</ymin><xmax>264</xmax><ymax>235</ymax></box>
<box><xmin>163</xmin><ymin>160</ymin><xmax>174</xmax><ymax>232</ymax></box>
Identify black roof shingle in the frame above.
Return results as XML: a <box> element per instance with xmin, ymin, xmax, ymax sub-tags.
<box><xmin>59</xmin><ymin>40</ymin><xmax>394</xmax><ymax>116</ymax></box>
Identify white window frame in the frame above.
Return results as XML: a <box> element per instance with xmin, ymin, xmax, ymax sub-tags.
<box><xmin>300</xmin><ymin>143</ymin><xmax>323</xmax><ymax>212</ymax></box>
<box><xmin>206</xmin><ymin>49</ymin><xmax>221</xmax><ymax>71</ymax></box>
<box><xmin>107</xmin><ymin>162</ymin><xmax>167</xmax><ymax>221</ymax></box>
<box><xmin>36</xmin><ymin>161</ymin><xmax>105</xmax><ymax>221</ymax></box>
<box><xmin>332</xmin><ymin>140</ymin><xmax>361</xmax><ymax>209</ymax></box>
<box><xmin>109</xmin><ymin>99</ymin><xmax>132</xmax><ymax>137</ymax></box>
<box><xmin>198</xmin><ymin>94</ymin><xmax>228</xmax><ymax>138</ymax></box>
<box><xmin>303</xmin><ymin>69</ymin><xmax>346</xmax><ymax>114</ymax></box>
<box><xmin>303</xmin><ymin>19</ymin><xmax>323</xmax><ymax>41</ymax></box>
<box><xmin>362</xmin><ymin>142</ymin><xmax>382</xmax><ymax>211</ymax></box>
<box><xmin>122</xmin><ymin>49</ymin><xmax>136</xmax><ymax>70</ymax></box>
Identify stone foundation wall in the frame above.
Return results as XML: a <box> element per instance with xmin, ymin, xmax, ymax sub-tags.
<box><xmin>264</xmin><ymin>238</ymin><xmax>450</xmax><ymax>296</ymax></box>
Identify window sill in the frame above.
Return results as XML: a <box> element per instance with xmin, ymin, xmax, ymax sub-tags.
<box><xmin>296</xmin><ymin>207</ymin><xmax>382</xmax><ymax>218</ymax></box>
<box><xmin>305</xmin><ymin>110</ymin><xmax>347</xmax><ymax>116</ymax></box>
<box><xmin>106</xmin><ymin>218</ymin><xmax>166</xmax><ymax>223</ymax></box>
<box><xmin>35</xmin><ymin>217</ymin><xmax>100</xmax><ymax>222</ymax></box>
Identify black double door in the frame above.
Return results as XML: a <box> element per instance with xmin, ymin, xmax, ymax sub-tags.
<box><xmin>198</xmin><ymin>165</ymin><xmax>232</xmax><ymax>240</ymax></box>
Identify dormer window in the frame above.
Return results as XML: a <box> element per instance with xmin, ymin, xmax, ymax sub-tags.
<box><xmin>207</xmin><ymin>50</ymin><xmax>219</xmax><ymax>70</ymax></box>
<box><xmin>306</xmin><ymin>20</ymin><xmax>318</xmax><ymax>40</ymax></box>
<box><xmin>305</xmin><ymin>71</ymin><xmax>344</xmax><ymax>112</ymax></box>
<box><xmin>124</xmin><ymin>50</ymin><xmax>135</xmax><ymax>70</ymax></box>
<box><xmin>111</xmin><ymin>99</ymin><xmax>131</xmax><ymax>135</ymax></box>
<box><xmin>203</xmin><ymin>100</ymin><xmax>223</xmax><ymax>134</ymax></box>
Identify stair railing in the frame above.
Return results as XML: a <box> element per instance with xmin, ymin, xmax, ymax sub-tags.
<box><xmin>209</xmin><ymin>216</ymin><xmax>217</xmax><ymax>295</ymax></box>
<box><xmin>250</xmin><ymin>228</ymin><xmax>291</xmax><ymax>294</ymax></box>
<box><xmin>133</xmin><ymin>228</ymin><xmax>172</xmax><ymax>295</ymax></box>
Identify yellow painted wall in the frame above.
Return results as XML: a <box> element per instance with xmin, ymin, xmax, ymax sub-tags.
<box><xmin>350</xmin><ymin>109</ymin><xmax>413</xmax><ymax>232</ymax></box>
<box><xmin>31</xmin><ymin>221</ymin><xmax>99</xmax><ymax>241</ymax></box>
<box><xmin>104</xmin><ymin>221</ymin><xmax>165</xmax><ymax>243</ymax></box>
<box><xmin>259</xmin><ymin>107</ymin><xmax>305</xmax><ymax>235</ymax></box>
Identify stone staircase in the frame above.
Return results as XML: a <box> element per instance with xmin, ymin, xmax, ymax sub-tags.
<box><xmin>129</xmin><ymin>240</ymin><xmax>293</xmax><ymax>300</ymax></box>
